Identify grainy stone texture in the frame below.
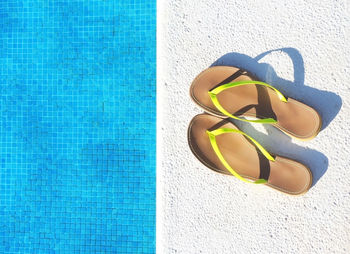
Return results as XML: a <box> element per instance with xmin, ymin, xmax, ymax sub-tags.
<box><xmin>157</xmin><ymin>1</ymin><xmax>350</xmax><ymax>253</ymax></box>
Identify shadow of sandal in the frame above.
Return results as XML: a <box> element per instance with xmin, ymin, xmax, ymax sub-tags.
<box><xmin>209</xmin><ymin>48</ymin><xmax>339</xmax><ymax>187</ymax></box>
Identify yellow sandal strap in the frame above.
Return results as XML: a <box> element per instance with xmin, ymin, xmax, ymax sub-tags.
<box><xmin>207</xmin><ymin>127</ymin><xmax>275</xmax><ymax>184</ymax></box>
<box><xmin>208</xmin><ymin>80</ymin><xmax>287</xmax><ymax>124</ymax></box>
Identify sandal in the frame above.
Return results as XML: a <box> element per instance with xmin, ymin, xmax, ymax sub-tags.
<box><xmin>190</xmin><ymin>66</ymin><xmax>322</xmax><ymax>140</ymax></box>
<box><xmin>187</xmin><ymin>114</ymin><xmax>313</xmax><ymax>195</ymax></box>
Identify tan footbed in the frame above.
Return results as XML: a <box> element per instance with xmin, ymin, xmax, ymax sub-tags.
<box><xmin>190</xmin><ymin>66</ymin><xmax>322</xmax><ymax>140</ymax></box>
<box><xmin>188</xmin><ymin>114</ymin><xmax>313</xmax><ymax>195</ymax></box>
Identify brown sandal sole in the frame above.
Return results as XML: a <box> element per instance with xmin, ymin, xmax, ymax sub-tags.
<box><xmin>190</xmin><ymin>66</ymin><xmax>322</xmax><ymax>140</ymax></box>
<box><xmin>187</xmin><ymin>114</ymin><xmax>313</xmax><ymax>195</ymax></box>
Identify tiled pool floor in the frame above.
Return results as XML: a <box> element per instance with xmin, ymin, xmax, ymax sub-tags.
<box><xmin>0</xmin><ymin>1</ymin><xmax>156</xmax><ymax>253</ymax></box>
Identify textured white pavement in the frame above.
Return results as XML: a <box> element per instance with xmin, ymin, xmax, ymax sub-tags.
<box><xmin>157</xmin><ymin>1</ymin><xmax>350</xmax><ymax>253</ymax></box>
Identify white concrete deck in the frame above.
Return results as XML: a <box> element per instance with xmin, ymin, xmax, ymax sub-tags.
<box><xmin>157</xmin><ymin>1</ymin><xmax>350</xmax><ymax>253</ymax></box>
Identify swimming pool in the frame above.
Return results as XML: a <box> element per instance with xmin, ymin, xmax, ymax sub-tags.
<box><xmin>0</xmin><ymin>0</ymin><xmax>156</xmax><ymax>253</ymax></box>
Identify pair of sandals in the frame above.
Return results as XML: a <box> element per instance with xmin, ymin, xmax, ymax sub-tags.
<box><xmin>188</xmin><ymin>66</ymin><xmax>322</xmax><ymax>195</ymax></box>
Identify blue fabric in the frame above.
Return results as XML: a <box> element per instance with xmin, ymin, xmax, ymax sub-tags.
<box><xmin>0</xmin><ymin>0</ymin><xmax>156</xmax><ymax>253</ymax></box>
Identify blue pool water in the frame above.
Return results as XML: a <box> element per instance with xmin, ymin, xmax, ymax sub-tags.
<box><xmin>0</xmin><ymin>1</ymin><xmax>156</xmax><ymax>253</ymax></box>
